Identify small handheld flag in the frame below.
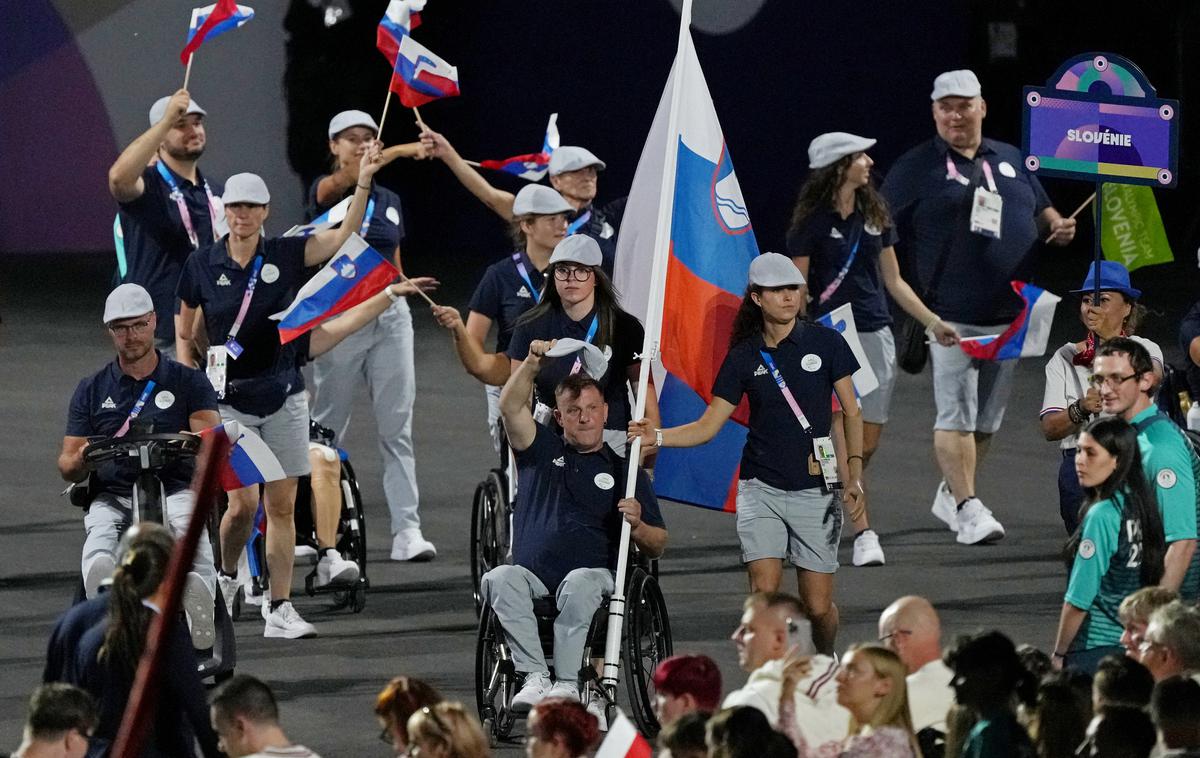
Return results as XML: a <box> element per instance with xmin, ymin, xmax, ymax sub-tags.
<box><xmin>270</xmin><ymin>234</ymin><xmax>399</xmax><ymax>343</ymax></box>
<box><xmin>958</xmin><ymin>281</ymin><xmax>1061</xmax><ymax>361</ymax></box>
<box><xmin>478</xmin><ymin>114</ymin><xmax>560</xmax><ymax>181</ymax></box>
<box><xmin>180</xmin><ymin>0</ymin><xmax>255</xmax><ymax>65</ymax></box>
<box><xmin>376</xmin><ymin>0</ymin><xmax>426</xmax><ymax>66</ymax></box>
<box><xmin>594</xmin><ymin>711</ymin><xmax>652</xmax><ymax>758</ymax></box>
<box><xmin>389</xmin><ymin>34</ymin><xmax>460</xmax><ymax>108</ymax></box>
<box><xmin>199</xmin><ymin>421</ymin><xmax>285</xmax><ymax>491</ymax></box>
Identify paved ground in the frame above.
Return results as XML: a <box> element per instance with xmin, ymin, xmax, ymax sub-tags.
<box><xmin>0</xmin><ymin>250</ymin><xmax>1190</xmax><ymax>755</ymax></box>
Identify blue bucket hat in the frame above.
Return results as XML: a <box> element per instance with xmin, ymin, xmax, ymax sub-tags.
<box><xmin>1070</xmin><ymin>260</ymin><xmax>1141</xmax><ymax>299</ymax></box>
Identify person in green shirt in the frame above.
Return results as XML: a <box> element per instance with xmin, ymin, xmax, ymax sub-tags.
<box><xmin>945</xmin><ymin>630</ymin><xmax>1036</xmax><ymax>758</ymax></box>
<box><xmin>1052</xmin><ymin>417</ymin><xmax>1166</xmax><ymax>674</ymax></box>
<box><xmin>1093</xmin><ymin>338</ymin><xmax>1199</xmax><ymax>598</ymax></box>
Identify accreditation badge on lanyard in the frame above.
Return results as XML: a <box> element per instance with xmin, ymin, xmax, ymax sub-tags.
<box><xmin>224</xmin><ymin>254</ymin><xmax>264</xmax><ymax>361</ymax></box>
<box><xmin>947</xmin><ymin>155</ymin><xmax>1003</xmax><ymax>239</ymax></box>
<box><xmin>758</xmin><ymin>350</ymin><xmax>841</xmax><ymax>490</ymax></box>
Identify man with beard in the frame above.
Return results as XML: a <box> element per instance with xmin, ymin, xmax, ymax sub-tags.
<box><xmin>108</xmin><ymin>89</ymin><xmax>226</xmax><ymax>358</ymax></box>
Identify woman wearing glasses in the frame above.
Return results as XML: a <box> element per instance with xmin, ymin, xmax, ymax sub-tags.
<box><xmin>507</xmin><ymin>234</ymin><xmax>659</xmax><ymax>455</ymax></box>
<box><xmin>1040</xmin><ymin>261</ymin><xmax>1161</xmax><ymax>534</ymax></box>
<box><xmin>404</xmin><ymin>702</ymin><xmax>489</xmax><ymax>758</ymax></box>
<box><xmin>1052</xmin><ymin>416</ymin><xmax>1166</xmax><ymax>673</ymax></box>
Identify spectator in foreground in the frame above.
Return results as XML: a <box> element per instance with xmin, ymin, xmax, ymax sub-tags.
<box><xmin>405</xmin><ymin>701</ymin><xmax>489</xmax><ymax>758</ymax></box>
<box><xmin>706</xmin><ymin>706</ymin><xmax>796</xmax><ymax>758</ymax></box>
<box><xmin>1139</xmin><ymin>600</ymin><xmax>1200</xmax><ymax>681</ymax></box>
<box><xmin>1029</xmin><ymin>671</ymin><xmax>1091</xmax><ymax>758</ymax></box>
<box><xmin>1079</xmin><ymin>705</ymin><xmax>1155</xmax><ymax>758</ymax></box>
<box><xmin>10</xmin><ymin>683</ymin><xmax>96</xmax><ymax>758</ymax></box>
<box><xmin>877</xmin><ymin>595</ymin><xmax>954</xmax><ymax>734</ymax></box>
<box><xmin>1116</xmin><ymin>587</ymin><xmax>1177</xmax><ymax>662</ymax></box>
<box><xmin>374</xmin><ymin>676</ymin><xmax>442</xmax><ymax>757</ymax></box>
<box><xmin>1150</xmin><ymin>675</ymin><xmax>1200</xmax><ymax>755</ymax></box>
<box><xmin>209</xmin><ymin>674</ymin><xmax>321</xmax><ymax>757</ymax></box>
<box><xmin>1092</xmin><ymin>655</ymin><xmax>1153</xmax><ymax>712</ymax></box>
<box><xmin>651</xmin><ymin>654</ymin><xmax>722</xmax><ymax>728</ymax></box>
<box><xmin>526</xmin><ymin>698</ymin><xmax>600</xmax><ymax>758</ymax></box>
<box><xmin>946</xmin><ymin>630</ymin><xmax>1037</xmax><ymax>758</ymax></box>
<box><xmin>657</xmin><ymin>710</ymin><xmax>709</xmax><ymax>758</ymax></box>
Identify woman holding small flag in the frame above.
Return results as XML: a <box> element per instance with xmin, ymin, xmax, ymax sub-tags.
<box><xmin>431</xmin><ymin>184</ymin><xmax>574</xmax><ymax>452</ymax></box>
<box><xmin>308</xmin><ymin>109</ymin><xmax>437</xmax><ymax>564</ymax></box>
<box><xmin>788</xmin><ymin>132</ymin><xmax>959</xmax><ymax>569</ymax></box>
<box><xmin>175</xmin><ymin>142</ymin><xmax>382</xmax><ymax>640</ymax></box>
<box><xmin>629</xmin><ymin>253</ymin><xmax>864</xmax><ymax>655</ymax></box>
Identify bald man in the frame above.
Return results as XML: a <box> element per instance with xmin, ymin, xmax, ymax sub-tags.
<box><xmin>878</xmin><ymin>596</ymin><xmax>954</xmax><ymax>733</ymax></box>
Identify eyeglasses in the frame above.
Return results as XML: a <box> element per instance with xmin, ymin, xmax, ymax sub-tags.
<box><xmin>553</xmin><ymin>265</ymin><xmax>594</xmax><ymax>282</ymax></box>
<box><xmin>378</xmin><ymin>726</ymin><xmax>392</xmax><ymax>745</ymax></box>
<box><xmin>1138</xmin><ymin>639</ymin><xmax>1164</xmax><ymax>656</ymax></box>
<box><xmin>1088</xmin><ymin>372</ymin><xmax>1139</xmax><ymax>389</ymax></box>
<box><xmin>878</xmin><ymin>629</ymin><xmax>912</xmax><ymax>645</ymax></box>
<box><xmin>107</xmin><ymin>318</ymin><xmax>152</xmax><ymax>337</ymax></box>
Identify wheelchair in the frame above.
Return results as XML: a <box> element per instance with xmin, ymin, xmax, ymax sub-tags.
<box><xmin>475</xmin><ymin>554</ymin><xmax>672</xmax><ymax>744</ymax></box>
<box><xmin>470</xmin><ymin>441</ymin><xmax>516</xmax><ymax>616</ymax></box>
<box><xmin>234</xmin><ymin>423</ymin><xmax>369</xmax><ymax>616</ymax></box>
<box><xmin>70</xmin><ymin>429</ymin><xmax>237</xmax><ymax>682</ymax></box>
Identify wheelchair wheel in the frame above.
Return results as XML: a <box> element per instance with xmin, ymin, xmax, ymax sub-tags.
<box><xmin>475</xmin><ymin>609</ymin><xmax>516</xmax><ymax>742</ymax></box>
<box><xmin>470</xmin><ymin>470</ymin><xmax>508</xmax><ymax>616</ymax></box>
<box><xmin>623</xmin><ymin>566</ymin><xmax>672</xmax><ymax>738</ymax></box>
<box><xmin>338</xmin><ymin>458</ymin><xmax>368</xmax><ymax>581</ymax></box>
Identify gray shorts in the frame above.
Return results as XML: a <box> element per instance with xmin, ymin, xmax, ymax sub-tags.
<box><xmin>858</xmin><ymin>327</ymin><xmax>897</xmax><ymax>425</ymax></box>
<box><xmin>736</xmin><ymin>479</ymin><xmax>842</xmax><ymax>573</ymax></box>
<box><xmin>219</xmin><ymin>392</ymin><xmax>311</xmax><ymax>479</ymax></box>
<box><xmin>930</xmin><ymin>321</ymin><xmax>1018</xmax><ymax>434</ymax></box>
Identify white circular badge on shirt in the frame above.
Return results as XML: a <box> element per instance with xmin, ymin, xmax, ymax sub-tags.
<box><xmin>998</xmin><ymin>161</ymin><xmax>1018</xmax><ymax>178</ymax></box>
<box><xmin>154</xmin><ymin>390</ymin><xmax>175</xmax><ymax>410</ymax></box>
<box><xmin>1078</xmin><ymin>538</ymin><xmax>1096</xmax><ymax>559</ymax></box>
<box><xmin>863</xmin><ymin>222</ymin><xmax>882</xmax><ymax>236</ymax></box>
<box><xmin>801</xmin><ymin>354</ymin><xmax>823</xmax><ymax>372</ymax></box>
<box><xmin>1157</xmin><ymin>468</ymin><xmax>1178</xmax><ymax>489</ymax></box>
<box><xmin>594</xmin><ymin>473</ymin><xmax>615</xmax><ymax>490</ymax></box>
<box><xmin>261</xmin><ymin>263</ymin><xmax>280</xmax><ymax>284</ymax></box>
<box><xmin>386</xmin><ymin>206</ymin><xmax>401</xmax><ymax>226</ymax></box>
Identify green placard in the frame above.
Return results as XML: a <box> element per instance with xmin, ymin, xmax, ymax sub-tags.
<box><xmin>1100</xmin><ymin>183</ymin><xmax>1173</xmax><ymax>272</ymax></box>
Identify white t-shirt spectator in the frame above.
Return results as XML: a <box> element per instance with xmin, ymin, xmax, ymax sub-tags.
<box><xmin>906</xmin><ymin>658</ymin><xmax>955</xmax><ymax>733</ymax></box>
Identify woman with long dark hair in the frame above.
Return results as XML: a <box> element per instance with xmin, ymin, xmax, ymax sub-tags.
<box><xmin>75</xmin><ymin>523</ymin><xmax>220</xmax><ymax>757</ymax></box>
<box><xmin>507</xmin><ymin>234</ymin><xmax>658</xmax><ymax>454</ymax></box>
<box><xmin>1052</xmin><ymin>416</ymin><xmax>1166</xmax><ymax>674</ymax></box>
<box><xmin>630</xmin><ymin>253</ymin><xmax>863</xmax><ymax>654</ymax></box>
<box><xmin>788</xmin><ymin>133</ymin><xmax>959</xmax><ymax>567</ymax></box>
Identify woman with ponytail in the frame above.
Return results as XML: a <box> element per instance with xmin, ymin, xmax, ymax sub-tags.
<box><xmin>76</xmin><ymin>523</ymin><xmax>220</xmax><ymax>757</ymax></box>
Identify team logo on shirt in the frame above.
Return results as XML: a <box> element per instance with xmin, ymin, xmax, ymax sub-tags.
<box><xmin>828</xmin><ymin>227</ymin><xmax>844</xmax><ymax>240</ymax></box>
<box><xmin>386</xmin><ymin>206</ymin><xmax>401</xmax><ymax>225</ymax></box>
<box><xmin>998</xmin><ymin>161</ymin><xmax>1018</xmax><ymax>178</ymax></box>
<box><xmin>217</xmin><ymin>274</ymin><xmax>232</xmax><ymax>286</ymax></box>
<box><xmin>1157</xmin><ymin>468</ymin><xmax>1178</xmax><ymax>489</ymax></box>
<box><xmin>261</xmin><ymin>263</ymin><xmax>281</xmax><ymax>284</ymax></box>
<box><xmin>552</xmin><ymin>456</ymin><xmax>565</xmax><ymax>467</ymax></box>
<box><xmin>516</xmin><ymin>286</ymin><xmax>532</xmax><ymax>299</ymax></box>
<box><xmin>100</xmin><ymin>396</ymin><xmax>117</xmax><ymax>410</ymax></box>
<box><xmin>801</xmin><ymin>354</ymin><xmax>823</xmax><ymax>372</ymax></box>
<box><xmin>594</xmin><ymin>473</ymin><xmax>615</xmax><ymax>490</ymax></box>
<box><xmin>154</xmin><ymin>391</ymin><xmax>175</xmax><ymax>410</ymax></box>
<box><xmin>754</xmin><ymin>364</ymin><xmax>768</xmax><ymax>377</ymax></box>
<box><xmin>1078</xmin><ymin>539</ymin><xmax>1096</xmax><ymax>559</ymax></box>
<box><xmin>863</xmin><ymin>222</ymin><xmax>882</xmax><ymax>236</ymax></box>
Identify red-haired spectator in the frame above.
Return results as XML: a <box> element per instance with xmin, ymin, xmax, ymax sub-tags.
<box><xmin>527</xmin><ymin>698</ymin><xmax>600</xmax><ymax>758</ymax></box>
<box><xmin>652</xmin><ymin>654</ymin><xmax>722</xmax><ymax>726</ymax></box>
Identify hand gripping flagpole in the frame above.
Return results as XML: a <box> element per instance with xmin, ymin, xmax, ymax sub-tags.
<box><xmin>600</xmin><ymin>0</ymin><xmax>693</xmax><ymax>699</ymax></box>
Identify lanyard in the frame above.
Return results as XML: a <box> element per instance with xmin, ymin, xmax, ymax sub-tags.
<box><xmin>567</xmin><ymin>209</ymin><xmax>592</xmax><ymax>235</ymax></box>
<box><xmin>758</xmin><ymin>349</ymin><xmax>812</xmax><ymax>433</ymax></box>
<box><xmin>569</xmin><ymin>315</ymin><xmax>601</xmax><ymax>375</ymax></box>
<box><xmin>114</xmin><ymin>380</ymin><xmax>157</xmax><ymax>438</ymax></box>
<box><xmin>511</xmin><ymin>252</ymin><xmax>541</xmax><ymax>304</ymax></box>
<box><xmin>817</xmin><ymin>219</ymin><xmax>865</xmax><ymax>305</ymax></box>
<box><xmin>944</xmin><ymin>155</ymin><xmax>997</xmax><ymax>192</ymax></box>
<box><xmin>156</xmin><ymin>161</ymin><xmax>219</xmax><ymax>249</ymax></box>
<box><xmin>227</xmin><ymin>255</ymin><xmax>264</xmax><ymax>343</ymax></box>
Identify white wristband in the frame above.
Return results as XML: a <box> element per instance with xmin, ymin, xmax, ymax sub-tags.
<box><xmin>385</xmin><ymin>286</ymin><xmax>401</xmax><ymax>303</ymax></box>
<box><xmin>655</xmin><ymin>428</ymin><xmax>663</xmax><ymax>448</ymax></box>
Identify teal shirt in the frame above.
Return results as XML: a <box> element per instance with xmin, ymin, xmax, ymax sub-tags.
<box><xmin>1065</xmin><ymin>492</ymin><xmax>1146</xmax><ymax>650</ymax></box>
<box><xmin>1133</xmin><ymin>406</ymin><xmax>1200</xmax><ymax>599</ymax></box>
<box><xmin>961</xmin><ymin>711</ymin><xmax>1036</xmax><ymax>758</ymax></box>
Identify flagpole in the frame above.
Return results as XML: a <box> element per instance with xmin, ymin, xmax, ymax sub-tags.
<box><xmin>600</xmin><ymin>0</ymin><xmax>693</xmax><ymax>701</ymax></box>
<box><xmin>397</xmin><ymin>272</ymin><xmax>438</xmax><ymax>308</ymax></box>
<box><xmin>411</xmin><ymin>106</ymin><xmax>426</xmax><ymax>130</ymax></box>
<box><xmin>183</xmin><ymin>53</ymin><xmax>195</xmax><ymax>90</ymax></box>
<box><xmin>377</xmin><ymin>89</ymin><xmax>395</xmax><ymax>138</ymax></box>
<box><xmin>1043</xmin><ymin>191</ymin><xmax>1096</xmax><ymax>244</ymax></box>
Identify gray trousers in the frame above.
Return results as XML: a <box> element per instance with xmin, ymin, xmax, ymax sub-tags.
<box><xmin>481</xmin><ymin>564</ymin><xmax>614</xmax><ymax>681</ymax></box>
<box><xmin>311</xmin><ymin>299</ymin><xmax>420</xmax><ymax>534</ymax></box>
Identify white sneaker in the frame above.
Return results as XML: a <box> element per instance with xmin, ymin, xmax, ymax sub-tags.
<box><xmin>217</xmin><ymin>574</ymin><xmax>241</xmax><ymax>619</ymax></box>
<box><xmin>84</xmin><ymin>555</ymin><xmax>115</xmax><ymax>599</ymax></box>
<box><xmin>242</xmin><ymin>581</ymin><xmax>265</xmax><ymax>607</ymax></box>
<box><xmin>547</xmin><ymin>681</ymin><xmax>580</xmax><ymax>701</ymax></box>
<box><xmin>931</xmin><ymin>481</ymin><xmax>959</xmax><ymax>532</ymax></box>
<box><xmin>315</xmin><ymin>549</ymin><xmax>360</xmax><ymax>587</ymax></box>
<box><xmin>182</xmin><ymin>572</ymin><xmax>215</xmax><ymax>649</ymax></box>
<box><xmin>955</xmin><ymin>498</ymin><xmax>1005</xmax><ymax>545</ymax></box>
<box><xmin>391</xmin><ymin>528</ymin><xmax>436</xmax><ymax>562</ymax></box>
<box><xmin>585</xmin><ymin>692</ymin><xmax>608</xmax><ymax>732</ymax></box>
<box><xmin>511</xmin><ymin>672</ymin><xmax>551</xmax><ymax>714</ymax></box>
<box><xmin>294</xmin><ymin>544</ymin><xmax>318</xmax><ymax>564</ymax></box>
<box><xmin>263</xmin><ymin>600</ymin><xmax>317</xmax><ymax>639</ymax></box>
<box><xmin>852</xmin><ymin>530</ymin><xmax>885</xmax><ymax>566</ymax></box>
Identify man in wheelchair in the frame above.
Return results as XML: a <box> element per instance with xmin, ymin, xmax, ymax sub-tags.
<box><xmin>483</xmin><ymin>339</ymin><xmax>667</xmax><ymax>713</ymax></box>
<box><xmin>57</xmin><ymin>284</ymin><xmax>221</xmax><ymax>647</ymax></box>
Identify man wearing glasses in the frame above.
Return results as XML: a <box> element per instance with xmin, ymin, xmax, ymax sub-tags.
<box><xmin>877</xmin><ymin>595</ymin><xmax>954</xmax><ymax>735</ymax></box>
<box><xmin>1137</xmin><ymin>600</ymin><xmax>1200</xmax><ymax>681</ymax></box>
<box><xmin>57</xmin><ymin>284</ymin><xmax>220</xmax><ymax>644</ymax></box>
<box><xmin>1094</xmin><ymin>338</ymin><xmax>1199</xmax><ymax>597</ymax></box>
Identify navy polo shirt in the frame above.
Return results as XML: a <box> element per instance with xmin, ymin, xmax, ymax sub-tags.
<box><xmin>513</xmin><ymin>424</ymin><xmax>664</xmax><ymax>590</ymax></box>
<box><xmin>712</xmin><ymin>321</ymin><xmax>858</xmax><ymax>491</ymax></box>
<box><xmin>117</xmin><ymin>164</ymin><xmax>223</xmax><ymax>343</ymax></box>
<box><xmin>787</xmin><ymin>208</ymin><xmax>899</xmax><ymax>332</ymax></box>
<box><xmin>880</xmin><ymin>137</ymin><xmax>1051</xmax><ymax>325</ymax></box>
<box><xmin>570</xmin><ymin>196</ymin><xmax>627</xmax><ymax>277</ymax></box>
<box><xmin>468</xmin><ymin>250</ymin><xmax>546</xmax><ymax>353</ymax></box>
<box><xmin>306</xmin><ymin>177</ymin><xmax>405</xmax><ymax>256</ymax></box>
<box><xmin>65</xmin><ymin>352</ymin><xmax>218</xmax><ymax>496</ymax></box>
<box><xmin>507</xmin><ymin>307</ymin><xmax>644</xmax><ymax>433</ymax></box>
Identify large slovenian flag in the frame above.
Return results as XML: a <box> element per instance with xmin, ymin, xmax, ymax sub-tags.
<box><xmin>200</xmin><ymin>421</ymin><xmax>285</xmax><ymax>492</ymax></box>
<box><xmin>270</xmin><ymin>234</ymin><xmax>399</xmax><ymax>343</ymax></box>
<box><xmin>479</xmin><ymin>113</ymin><xmax>561</xmax><ymax>182</ymax></box>
<box><xmin>180</xmin><ymin>0</ymin><xmax>255</xmax><ymax>65</ymax></box>
<box><xmin>613</xmin><ymin>12</ymin><xmax>757</xmax><ymax>513</ymax></box>
<box><xmin>375</xmin><ymin>0</ymin><xmax>425</xmax><ymax>67</ymax></box>
<box><xmin>389</xmin><ymin>35</ymin><xmax>460</xmax><ymax>108</ymax></box>
<box><xmin>959</xmin><ymin>281</ymin><xmax>1062</xmax><ymax>360</ymax></box>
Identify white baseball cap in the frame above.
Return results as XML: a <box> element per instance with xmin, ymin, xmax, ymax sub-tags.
<box><xmin>222</xmin><ymin>173</ymin><xmax>270</xmax><ymax>205</ymax></box>
<box><xmin>327</xmin><ymin>109</ymin><xmax>379</xmax><ymax>139</ymax></box>
<box><xmin>808</xmin><ymin>132</ymin><xmax>877</xmax><ymax>169</ymax></box>
<box><xmin>748</xmin><ymin>253</ymin><xmax>805</xmax><ymax>288</ymax></box>
<box><xmin>931</xmin><ymin>69</ymin><xmax>982</xmax><ymax>100</ymax></box>
<box><xmin>549</xmin><ymin>146</ymin><xmax>606</xmax><ymax>176</ymax></box>
<box><xmin>103</xmin><ymin>283</ymin><xmax>155</xmax><ymax>324</ymax></box>
<box><xmin>549</xmin><ymin>235</ymin><xmax>603</xmax><ymax>267</ymax></box>
<box><xmin>512</xmin><ymin>185</ymin><xmax>574</xmax><ymax>216</ymax></box>
<box><xmin>149</xmin><ymin>96</ymin><xmax>206</xmax><ymax>127</ymax></box>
